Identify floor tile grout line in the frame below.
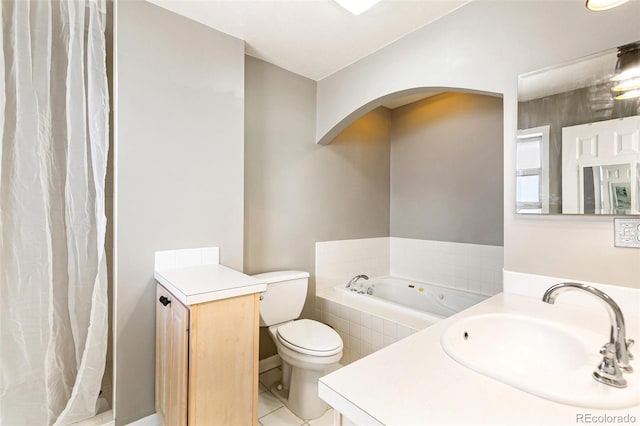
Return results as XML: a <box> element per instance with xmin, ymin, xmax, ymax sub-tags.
<box><xmin>258</xmin><ymin>405</ymin><xmax>308</xmax><ymax>426</ymax></box>
<box><xmin>258</xmin><ymin>404</ymin><xmax>285</xmax><ymax>421</ymax></box>
<box><xmin>257</xmin><ymin>390</ymin><xmax>285</xmax><ymax>420</ymax></box>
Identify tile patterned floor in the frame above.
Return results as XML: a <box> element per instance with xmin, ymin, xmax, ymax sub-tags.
<box><xmin>258</xmin><ymin>368</ymin><xmax>335</xmax><ymax>426</ymax></box>
<box><xmin>125</xmin><ymin>367</ymin><xmax>337</xmax><ymax>426</ymax></box>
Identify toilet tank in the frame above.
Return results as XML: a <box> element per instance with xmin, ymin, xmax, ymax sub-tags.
<box><xmin>253</xmin><ymin>270</ymin><xmax>310</xmax><ymax>327</ymax></box>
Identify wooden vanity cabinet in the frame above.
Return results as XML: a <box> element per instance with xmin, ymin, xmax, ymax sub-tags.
<box><xmin>155</xmin><ymin>284</ymin><xmax>259</xmax><ymax>426</ymax></box>
<box><xmin>156</xmin><ymin>285</ymin><xmax>189</xmax><ymax>426</ymax></box>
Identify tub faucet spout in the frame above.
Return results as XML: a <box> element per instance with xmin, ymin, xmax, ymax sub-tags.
<box><xmin>542</xmin><ymin>282</ymin><xmax>634</xmax><ymax>388</ymax></box>
<box><xmin>346</xmin><ymin>274</ymin><xmax>369</xmax><ymax>292</ymax></box>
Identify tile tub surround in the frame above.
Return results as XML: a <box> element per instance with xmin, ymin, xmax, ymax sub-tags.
<box><xmin>315</xmin><ymin>237</ymin><xmax>503</xmax><ymax>297</ymax></box>
<box><xmin>315</xmin><ymin>238</ymin><xmax>390</xmax><ymax>293</ymax></box>
<box><xmin>390</xmin><ymin>238</ymin><xmax>503</xmax><ymax>296</ymax></box>
<box><xmin>315</xmin><ymin>295</ymin><xmax>427</xmax><ymax>365</ymax></box>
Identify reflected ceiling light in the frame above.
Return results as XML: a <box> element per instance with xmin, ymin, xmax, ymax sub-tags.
<box><xmin>611</xmin><ymin>42</ymin><xmax>640</xmax><ymax>81</ymax></box>
<box><xmin>586</xmin><ymin>0</ymin><xmax>631</xmax><ymax>11</ymax></box>
<box><xmin>612</xmin><ymin>77</ymin><xmax>640</xmax><ymax>92</ymax></box>
<box><xmin>614</xmin><ymin>89</ymin><xmax>640</xmax><ymax>100</ymax></box>
<box><xmin>334</xmin><ymin>0</ymin><xmax>383</xmax><ymax>15</ymax></box>
<box><xmin>611</xmin><ymin>41</ymin><xmax>640</xmax><ymax>100</ymax></box>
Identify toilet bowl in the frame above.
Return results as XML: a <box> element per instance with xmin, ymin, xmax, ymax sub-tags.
<box><xmin>254</xmin><ymin>271</ymin><xmax>343</xmax><ymax>420</ymax></box>
<box><xmin>268</xmin><ymin>319</ymin><xmax>342</xmax><ymax>419</ymax></box>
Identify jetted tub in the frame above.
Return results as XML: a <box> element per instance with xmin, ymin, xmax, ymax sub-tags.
<box><xmin>316</xmin><ymin>276</ymin><xmax>490</xmax><ymax>364</ymax></box>
<box><xmin>342</xmin><ymin>276</ymin><xmax>488</xmax><ymax>318</ymax></box>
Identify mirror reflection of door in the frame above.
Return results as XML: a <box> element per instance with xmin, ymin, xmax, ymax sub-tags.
<box><xmin>582</xmin><ymin>163</ymin><xmax>635</xmax><ymax>214</ymax></box>
<box><xmin>562</xmin><ymin>115</ymin><xmax>640</xmax><ymax>214</ymax></box>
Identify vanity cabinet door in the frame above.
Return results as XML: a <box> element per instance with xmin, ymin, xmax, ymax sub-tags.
<box><xmin>188</xmin><ymin>294</ymin><xmax>259</xmax><ymax>426</ymax></box>
<box><xmin>156</xmin><ymin>285</ymin><xmax>259</xmax><ymax>426</ymax></box>
<box><xmin>156</xmin><ymin>285</ymin><xmax>189</xmax><ymax>426</ymax></box>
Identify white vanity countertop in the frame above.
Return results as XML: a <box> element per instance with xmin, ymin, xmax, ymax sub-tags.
<box><xmin>318</xmin><ymin>293</ymin><xmax>640</xmax><ymax>425</ymax></box>
<box><xmin>154</xmin><ymin>264</ymin><xmax>266</xmax><ymax>306</ymax></box>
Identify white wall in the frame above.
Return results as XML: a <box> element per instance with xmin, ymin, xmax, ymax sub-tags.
<box><xmin>316</xmin><ymin>1</ymin><xmax>640</xmax><ymax>288</ymax></box>
<box><xmin>114</xmin><ymin>1</ymin><xmax>245</xmax><ymax>423</ymax></box>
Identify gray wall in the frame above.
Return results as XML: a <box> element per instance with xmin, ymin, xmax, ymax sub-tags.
<box><xmin>316</xmin><ymin>1</ymin><xmax>640</xmax><ymax>288</ymax></box>
<box><xmin>390</xmin><ymin>92</ymin><xmax>503</xmax><ymax>246</ymax></box>
<box><xmin>115</xmin><ymin>2</ymin><xmax>244</xmax><ymax>423</ymax></box>
<box><xmin>244</xmin><ymin>57</ymin><xmax>390</xmax><ymax>358</ymax></box>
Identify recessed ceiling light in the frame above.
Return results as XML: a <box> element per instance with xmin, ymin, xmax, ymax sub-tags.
<box><xmin>334</xmin><ymin>0</ymin><xmax>383</xmax><ymax>15</ymax></box>
<box><xmin>586</xmin><ymin>0</ymin><xmax>630</xmax><ymax>11</ymax></box>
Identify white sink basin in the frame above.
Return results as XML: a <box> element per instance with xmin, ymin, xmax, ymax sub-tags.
<box><xmin>441</xmin><ymin>313</ymin><xmax>639</xmax><ymax>409</ymax></box>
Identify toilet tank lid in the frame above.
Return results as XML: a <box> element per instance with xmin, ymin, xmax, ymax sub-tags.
<box><xmin>252</xmin><ymin>270</ymin><xmax>309</xmax><ymax>284</ymax></box>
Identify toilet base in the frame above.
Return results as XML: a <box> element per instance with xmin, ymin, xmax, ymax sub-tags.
<box><xmin>270</xmin><ymin>377</ymin><xmax>327</xmax><ymax>421</ymax></box>
<box><xmin>288</xmin><ymin>366</ymin><xmax>328</xmax><ymax>420</ymax></box>
<box><xmin>270</xmin><ymin>362</ymin><xmax>340</xmax><ymax>420</ymax></box>
<box><xmin>269</xmin><ymin>382</ymin><xmax>289</xmax><ymax>404</ymax></box>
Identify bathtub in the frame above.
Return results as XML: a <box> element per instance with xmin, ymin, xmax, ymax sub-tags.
<box><xmin>346</xmin><ymin>276</ymin><xmax>488</xmax><ymax>318</ymax></box>
<box><xmin>316</xmin><ymin>276</ymin><xmax>489</xmax><ymax>364</ymax></box>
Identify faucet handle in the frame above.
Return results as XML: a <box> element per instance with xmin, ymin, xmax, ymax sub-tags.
<box><xmin>593</xmin><ymin>343</ymin><xmax>627</xmax><ymax>388</ymax></box>
<box><xmin>626</xmin><ymin>338</ymin><xmax>635</xmax><ymax>360</ymax></box>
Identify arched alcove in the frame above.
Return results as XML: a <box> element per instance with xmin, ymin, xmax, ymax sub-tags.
<box><xmin>318</xmin><ymin>88</ymin><xmax>505</xmax><ymax>247</ymax></box>
<box><xmin>317</xmin><ymin>86</ymin><xmax>502</xmax><ymax>145</ymax></box>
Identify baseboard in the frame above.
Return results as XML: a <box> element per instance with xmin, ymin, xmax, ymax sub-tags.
<box><xmin>125</xmin><ymin>413</ymin><xmax>159</xmax><ymax>426</ymax></box>
<box><xmin>72</xmin><ymin>410</ymin><xmax>114</xmax><ymax>426</ymax></box>
<box><xmin>259</xmin><ymin>354</ymin><xmax>281</xmax><ymax>373</ymax></box>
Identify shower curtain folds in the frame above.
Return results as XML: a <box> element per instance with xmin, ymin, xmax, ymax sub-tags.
<box><xmin>0</xmin><ymin>1</ymin><xmax>109</xmax><ymax>424</ymax></box>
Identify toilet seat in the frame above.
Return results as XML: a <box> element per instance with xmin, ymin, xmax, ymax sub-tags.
<box><xmin>276</xmin><ymin>319</ymin><xmax>343</xmax><ymax>356</ymax></box>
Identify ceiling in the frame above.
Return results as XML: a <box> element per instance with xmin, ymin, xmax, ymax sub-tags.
<box><xmin>146</xmin><ymin>0</ymin><xmax>470</xmax><ymax>81</ymax></box>
<box><xmin>518</xmin><ymin>48</ymin><xmax>618</xmax><ymax>101</ymax></box>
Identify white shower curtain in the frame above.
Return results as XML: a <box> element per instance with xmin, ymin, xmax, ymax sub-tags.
<box><xmin>0</xmin><ymin>0</ymin><xmax>109</xmax><ymax>425</ymax></box>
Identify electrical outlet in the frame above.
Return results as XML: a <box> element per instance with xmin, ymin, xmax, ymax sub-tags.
<box><xmin>614</xmin><ymin>218</ymin><xmax>640</xmax><ymax>248</ymax></box>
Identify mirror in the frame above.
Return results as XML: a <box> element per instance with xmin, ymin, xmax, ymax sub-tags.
<box><xmin>517</xmin><ymin>41</ymin><xmax>640</xmax><ymax>215</ymax></box>
<box><xmin>582</xmin><ymin>164</ymin><xmax>635</xmax><ymax>214</ymax></box>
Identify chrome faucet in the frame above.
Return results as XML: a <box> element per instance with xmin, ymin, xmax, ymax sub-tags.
<box><xmin>542</xmin><ymin>282</ymin><xmax>634</xmax><ymax>388</ymax></box>
<box><xmin>346</xmin><ymin>274</ymin><xmax>369</xmax><ymax>293</ymax></box>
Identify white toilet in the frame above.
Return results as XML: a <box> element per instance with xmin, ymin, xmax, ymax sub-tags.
<box><xmin>254</xmin><ymin>270</ymin><xmax>343</xmax><ymax>420</ymax></box>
